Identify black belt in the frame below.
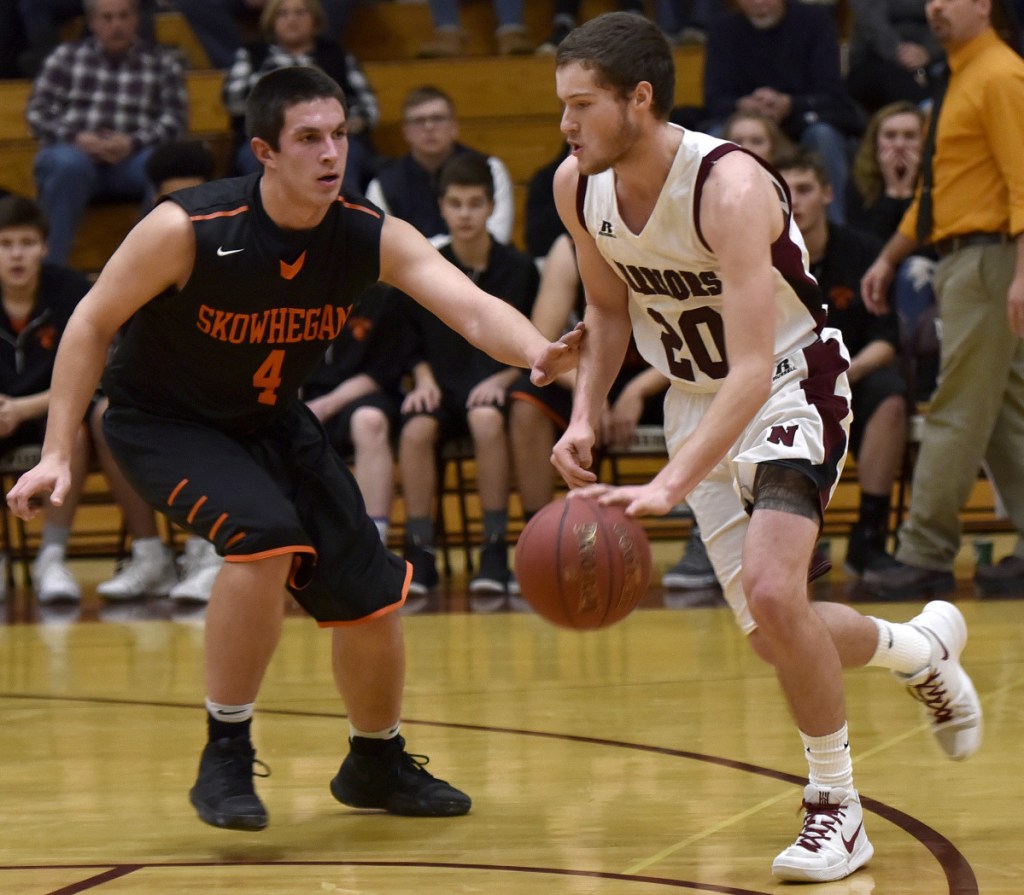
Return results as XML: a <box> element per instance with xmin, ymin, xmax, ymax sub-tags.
<box><xmin>932</xmin><ymin>231</ymin><xmax>1011</xmax><ymax>258</ymax></box>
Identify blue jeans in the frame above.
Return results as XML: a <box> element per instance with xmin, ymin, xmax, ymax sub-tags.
<box><xmin>33</xmin><ymin>142</ymin><xmax>154</xmax><ymax>265</ymax></box>
<box><xmin>429</xmin><ymin>0</ymin><xmax>524</xmax><ymax>29</ymax></box>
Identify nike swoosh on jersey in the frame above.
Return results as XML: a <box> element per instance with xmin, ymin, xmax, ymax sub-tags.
<box><xmin>217</xmin><ymin>246</ymin><xmax>245</xmax><ymax>256</ymax></box>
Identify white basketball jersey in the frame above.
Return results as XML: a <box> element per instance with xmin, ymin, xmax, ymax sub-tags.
<box><xmin>579</xmin><ymin>127</ymin><xmax>825</xmax><ymax>394</ymax></box>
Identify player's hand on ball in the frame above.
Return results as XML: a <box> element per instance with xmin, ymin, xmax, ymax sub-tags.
<box><xmin>574</xmin><ymin>483</ymin><xmax>678</xmax><ymax>518</ymax></box>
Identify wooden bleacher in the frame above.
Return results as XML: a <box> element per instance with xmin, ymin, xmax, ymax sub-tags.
<box><xmin>0</xmin><ymin>2</ymin><xmax>704</xmax><ymax>270</ymax></box>
<box><xmin>0</xmin><ymin>2</ymin><xmax>1009</xmax><ymax>561</ymax></box>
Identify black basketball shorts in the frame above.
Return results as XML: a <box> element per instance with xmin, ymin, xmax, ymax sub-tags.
<box><xmin>102</xmin><ymin>401</ymin><xmax>410</xmax><ymax>625</ymax></box>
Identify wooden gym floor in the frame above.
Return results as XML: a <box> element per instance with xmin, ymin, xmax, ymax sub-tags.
<box><xmin>1</xmin><ymin>538</ymin><xmax>1022</xmax><ymax>895</ymax></box>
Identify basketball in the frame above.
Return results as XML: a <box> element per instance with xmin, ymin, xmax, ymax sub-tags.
<box><xmin>514</xmin><ymin>497</ymin><xmax>652</xmax><ymax>630</ymax></box>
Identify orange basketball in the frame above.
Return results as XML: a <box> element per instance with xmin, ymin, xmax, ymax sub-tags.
<box><xmin>513</xmin><ymin>497</ymin><xmax>652</xmax><ymax>630</ymax></box>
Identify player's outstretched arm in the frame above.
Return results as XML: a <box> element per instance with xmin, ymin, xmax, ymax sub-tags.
<box><xmin>6</xmin><ymin>202</ymin><xmax>195</xmax><ymax>519</ymax></box>
<box><xmin>377</xmin><ymin>215</ymin><xmax>582</xmax><ymax>384</ymax></box>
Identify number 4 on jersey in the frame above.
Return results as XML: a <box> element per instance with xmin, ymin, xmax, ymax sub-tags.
<box><xmin>253</xmin><ymin>349</ymin><xmax>285</xmax><ymax>405</ymax></box>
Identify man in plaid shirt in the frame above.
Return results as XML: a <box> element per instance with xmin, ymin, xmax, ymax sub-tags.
<box><xmin>25</xmin><ymin>0</ymin><xmax>188</xmax><ymax>266</ymax></box>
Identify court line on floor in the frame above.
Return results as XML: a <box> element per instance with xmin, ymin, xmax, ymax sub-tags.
<box><xmin>8</xmin><ymin>861</ymin><xmax>777</xmax><ymax>895</ymax></box>
<box><xmin>0</xmin><ymin>692</ymin><xmax>981</xmax><ymax>895</ymax></box>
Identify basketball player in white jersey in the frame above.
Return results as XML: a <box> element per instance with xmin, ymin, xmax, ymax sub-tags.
<box><xmin>550</xmin><ymin>13</ymin><xmax>982</xmax><ymax>883</ymax></box>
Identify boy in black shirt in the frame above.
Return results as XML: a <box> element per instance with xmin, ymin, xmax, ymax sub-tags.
<box><xmin>778</xmin><ymin>151</ymin><xmax>908</xmax><ymax>576</ymax></box>
<box><xmin>0</xmin><ymin>195</ymin><xmax>90</xmax><ymax>603</ymax></box>
<box><xmin>396</xmin><ymin>153</ymin><xmax>539</xmax><ymax>609</ymax></box>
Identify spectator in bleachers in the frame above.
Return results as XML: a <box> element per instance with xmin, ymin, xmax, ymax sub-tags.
<box><xmin>173</xmin><ymin>0</ymin><xmax>353</xmax><ymax>69</ymax></box>
<box><xmin>302</xmin><ymin>283</ymin><xmax>412</xmax><ymax>551</ymax></box>
<box><xmin>847</xmin><ymin>101</ymin><xmax>925</xmax><ymax>241</ymax></box>
<box><xmin>722</xmin><ymin>109</ymin><xmax>793</xmax><ymax>164</ymax></box>
<box><xmin>25</xmin><ymin>0</ymin><xmax>188</xmax><ymax>266</ymax></box>
<box><xmin>0</xmin><ymin>195</ymin><xmax>91</xmax><ymax>602</ymax></box>
<box><xmin>365</xmin><ymin>86</ymin><xmax>514</xmax><ymax>243</ymax></box>
<box><xmin>395</xmin><ymin>153</ymin><xmax>538</xmax><ymax>610</ymax></box>
<box><xmin>89</xmin><ymin>140</ymin><xmax>219</xmax><ymax>603</ymax></box>
<box><xmin>418</xmin><ymin>0</ymin><xmax>532</xmax><ymax>57</ymax></box>
<box><xmin>847</xmin><ymin>101</ymin><xmax>937</xmax><ymax>401</ymax></box>
<box><xmin>14</xmin><ymin>0</ymin><xmax>157</xmax><ymax>77</ymax></box>
<box><xmin>860</xmin><ymin>0</ymin><xmax>1024</xmax><ymax>599</ymax></box>
<box><xmin>222</xmin><ymin>0</ymin><xmax>378</xmax><ymax>192</ymax></box>
<box><xmin>778</xmin><ymin>151</ymin><xmax>907</xmax><ymax>577</ymax></box>
<box><xmin>702</xmin><ymin>0</ymin><xmax>863</xmax><ymax>223</ymax></box>
<box><xmin>846</xmin><ymin>0</ymin><xmax>943</xmax><ymax>114</ymax></box>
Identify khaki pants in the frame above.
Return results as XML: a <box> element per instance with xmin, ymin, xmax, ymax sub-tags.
<box><xmin>896</xmin><ymin>242</ymin><xmax>1024</xmax><ymax>569</ymax></box>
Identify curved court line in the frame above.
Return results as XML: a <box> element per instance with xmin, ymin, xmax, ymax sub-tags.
<box><xmin>0</xmin><ymin>693</ymin><xmax>978</xmax><ymax>895</ymax></box>
<box><xmin>13</xmin><ymin>861</ymin><xmax>774</xmax><ymax>895</ymax></box>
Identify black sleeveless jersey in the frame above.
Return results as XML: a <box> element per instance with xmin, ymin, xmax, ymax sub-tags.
<box><xmin>102</xmin><ymin>174</ymin><xmax>385</xmax><ymax>433</ymax></box>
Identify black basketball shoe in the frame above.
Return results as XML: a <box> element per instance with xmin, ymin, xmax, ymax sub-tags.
<box><xmin>330</xmin><ymin>735</ymin><xmax>471</xmax><ymax>817</ymax></box>
<box><xmin>189</xmin><ymin>736</ymin><xmax>270</xmax><ymax>831</ymax></box>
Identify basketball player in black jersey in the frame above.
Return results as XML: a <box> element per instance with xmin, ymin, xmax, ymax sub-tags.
<box><xmin>7</xmin><ymin>66</ymin><xmax>583</xmax><ymax>832</ymax></box>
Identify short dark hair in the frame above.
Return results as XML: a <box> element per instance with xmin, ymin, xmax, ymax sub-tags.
<box><xmin>438</xmin><ymin>152</ymin><xmax>493</xmax><ymax>201</ymax></box>
<box><xmin>0</xmin><ymin>194</ymin><xmax>49</xmax><ymax>239</ymax></box>
<box><xmin>145</xmin><ymin>140</ymin><xmax>216</xmax><ymax>190</ymax></box>
<box><xmin>774</xmin><ymin>148</ymin><xmax>830</xmax><ymax>187</ymax></box>
<box><xmin>556</xmin><ymin>12</ymin><xmax>675</xmax><ymax>120</ymax></box>
<box><xmin>401</xmin><ymin>85</ymin><xmax>455</xmax><ymax>118</ymax></box>
<box><xmin>245</xmin><ymin>66</ymin><xmax>347</xmax><ymax>151</ymax></box>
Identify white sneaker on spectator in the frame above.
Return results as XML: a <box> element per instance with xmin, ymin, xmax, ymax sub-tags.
<box><xmin>97</xmin><ymin>540</ymin><xmax>177</xmax><ymax>601</ymax></box>
<box><xmin>772</xmin><ymin>785</ymin><xmax>873</xmax><ymax>882</ymax></box>
<box><xmin>33</xmin><ymin>545</ymin><xmax>81</xmax><ymax>604</ymax></box>
<box><xmin>169</xmin><ymin>539</ymin><xmax>223</xmax><ymax>604</ymax></box>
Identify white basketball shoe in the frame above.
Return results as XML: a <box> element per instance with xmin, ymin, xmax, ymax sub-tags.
<box><xmin>897</xmin><ymin>600</ymin><xmax>982</xmax><ymax>760</ymax></box>
<box><xmin>772</xmin><ymin>785</ymin><xmax>873</xmax><ymax>882</ymax></box>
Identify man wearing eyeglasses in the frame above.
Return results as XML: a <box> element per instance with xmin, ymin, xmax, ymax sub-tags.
<box><xmin>366</xmin><ymin>85</ymin><xmax>514</xmax><ymax>243</ymax></box>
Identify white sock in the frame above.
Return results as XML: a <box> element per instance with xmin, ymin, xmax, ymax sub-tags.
<box><xmin>349</xmin><ymin>720</ymin><xmax>400</xmax><ymax>741</ymax></box>
<box><xmin>867</xmin><ymin>617</ymin><xmax>932</xmax><ymax>675</ymax></box>
<box><xmin>372</xmin><ymin>518</ymin><xmax>389</xmax><ymax>544</ymax></box>
<box><xmin>801</xmin><ymin>724</ymin><xmax>854</xmax><ymax>790</ymax></box>
<box><xmin>40</xmin><ymin>525</ymin><xmax>71</xmax><ymax>554</ymax></box>
<box><xmin>205</xmin><ymin>698</ymin><xmax>255</xmax><ymax>724</ymax></box>
<box><xmin>132</xmin><ymin>536</ymin><xmax>165</xmax><ymax>556</ymax></box>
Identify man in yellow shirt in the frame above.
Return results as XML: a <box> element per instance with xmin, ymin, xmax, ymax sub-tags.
<box><xmin>861</xmin><ymin>0</ymin><xmax>1024</xmax><ymax>598</ymax></box>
